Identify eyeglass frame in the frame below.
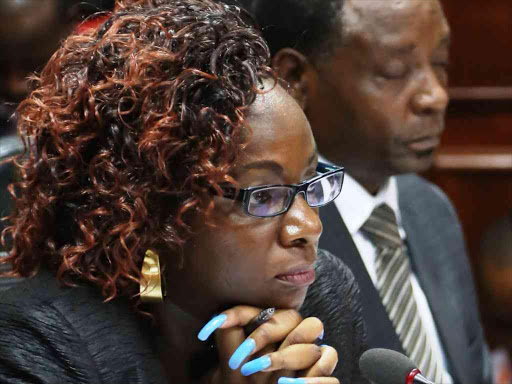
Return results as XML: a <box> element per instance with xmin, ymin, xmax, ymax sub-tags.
<box><xmin>222</xmin><ymin>162</ymin><xmax>345</xmax><ymax>218</ymax></box>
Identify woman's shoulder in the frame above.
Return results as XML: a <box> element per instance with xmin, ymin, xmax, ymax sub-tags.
<box><xmin>0</xmin><ymin>270</ymin><xmax>166</xmax><ymax>384</ymax></box>
<box><xmin>0</xmin><ymin>268</ymin><xmax>110</xmax><ymax>320</ymax></box>
<box><xmin>0</xmin><ymin>270</ymin><xmax>106</xmax><ymax>383</ymax></box>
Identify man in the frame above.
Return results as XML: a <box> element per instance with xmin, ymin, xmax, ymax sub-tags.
<box><xmin>239</xmin><ymin>0</ymin><xmax>492</xmax><ymax>383</ymax></box>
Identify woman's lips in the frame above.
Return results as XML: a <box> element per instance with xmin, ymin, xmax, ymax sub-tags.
<box><xmin>276</xmin><ymin>268</ymin><xmax>316</xmax><ymax>287</ymax></box>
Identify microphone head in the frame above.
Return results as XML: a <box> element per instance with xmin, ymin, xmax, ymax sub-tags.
<box><xmin>359</xmin><ymin>348</ymin><xmax>417</xmax><ymax>384</ymax></box>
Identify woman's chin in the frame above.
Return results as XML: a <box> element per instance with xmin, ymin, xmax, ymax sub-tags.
<box><xmin>227</xmin><ymin>285</ymin><xmax>309</xmax><ymax>312</ymax></box>
<box><xmin>264</xmin><ymin>288</ymin><xmax>309</xmax><ymax>311</ymax></box>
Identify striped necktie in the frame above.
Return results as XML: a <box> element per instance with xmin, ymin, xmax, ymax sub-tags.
<box><xmin>361</xmin><ymin>203</ymin><xmax>446</xmax><ymax>383</ymax></box>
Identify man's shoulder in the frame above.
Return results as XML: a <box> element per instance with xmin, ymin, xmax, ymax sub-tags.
<box><xmin>395</xmin><ymin>173</ymin><xmax>455</xmax><ymax>214</ymax></box>
<box><xmin>396</xmin><ymin>173</ymin><xmax>448</xmax><ymax>200</ymax></box>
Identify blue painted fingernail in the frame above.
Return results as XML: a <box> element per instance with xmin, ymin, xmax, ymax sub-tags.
<box><xmin>320</xmin><ymin>344</ymin><xmax>329</xmax><ymax>347</ymax></box>
<box><xmin>318</xmin><ymin>329</ymin><xmax>324</xmax><ymax>340</ymax></box>
<box><xmin>241</xmin><ymin>355</ymin><xmax>271</xmax><ymax>376</ymax></box>
<box><xmin>197</xmin><ymin>314</ymin><xmax>227</xmax><ymax>341</ymax></box>
<box><xmin>278</xmin><ymin>378</ymin><xmax>306</xmax><ymax>384</ymax></box>
<box><xmin>228</xmin><ymin>338</ymin><xmax>256</xmax><ymax>369</ymax></box>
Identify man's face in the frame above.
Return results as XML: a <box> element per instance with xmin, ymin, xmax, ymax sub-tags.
<box><xmin>307</xmin><ymin>0</ymin><xmax>450</xmax><ymax>190</ymax></box>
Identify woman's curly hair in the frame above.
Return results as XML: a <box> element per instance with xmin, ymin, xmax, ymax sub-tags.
<box><xmin>1</xmin><ymin>0</ymin><xmax>272</xmax><ymax>300</ymax></box>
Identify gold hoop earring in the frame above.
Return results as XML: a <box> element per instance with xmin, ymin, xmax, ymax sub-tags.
<box><xmin>140</xmin><ymin>249</ymin><xmax>166</xmax><ymax>303</ymax></box>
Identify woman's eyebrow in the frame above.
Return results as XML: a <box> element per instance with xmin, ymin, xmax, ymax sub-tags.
<box><xmin>238</xmin><ymin>160</ymin><xmax>284</xmax><ymax>177</ymax></box>
<box><xmin>237</xmin><ymin>150</ymin><xmax>317</xmax><ymax>176</ymax></box>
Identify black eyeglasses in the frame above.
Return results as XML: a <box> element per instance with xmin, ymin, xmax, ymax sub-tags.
<box><xmin>223</xmin><ymin>162</ymin><xmax>344</xmax><ymax>218</ymax></box>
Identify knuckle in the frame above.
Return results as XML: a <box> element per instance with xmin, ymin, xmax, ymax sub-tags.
<box><xmin>286</xmin><ymin>331</ymin><xmax>305</xmax><ymax>346</ymax></box>
<box><xmin>311</xmin><ymin>345</ymin><xmax>323</xmax><ymax>361</ymax></box>
<box><xmin>281</xmin><ymin>309</ymin><xmax>302</xmax><ymax>325</ymax></box>
<box><xmin>323</xmin><ymin>345</ymin><xmax>338</xmax><ymax>357</ymax></box>
<box><xmin>287</xmin><ymin>317</ymin><xmax>324</xmax><ymax>345</ymax></box>
<box><xmin>269</xmin><ymin>352</ymin><xmax>284</xmax><ymax>369</ymax></box>
<box><xmin>319</xmin><ymin>347</ymin><xmax>338</xmax><ymax>376</ymax></box>
<box><xmin>317</xmin><ymin>360</ymin><xmax>336</xmax><ymax>376</ymax></box>
<box><xmin>254</xmin><ymin>323</ymin><xmax>274</xmax><ymax>345</ymax></box>
<box><xmin>304</xmin><ymin>316</ymin><xmax>323</xmax><ymax>331</ymax></box>
<box><xmin>225</xmin><ymin>305</ymin><xmax>246</xmax><ymax>323</ymax></box>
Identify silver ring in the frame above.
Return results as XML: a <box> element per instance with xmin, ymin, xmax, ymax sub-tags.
<box><xmin>244</xmin><ymin>308</ymin><xmax>275</xmax><ymax>335</ymax></box>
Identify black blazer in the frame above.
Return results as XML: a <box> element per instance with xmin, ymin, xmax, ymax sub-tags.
<box><xmin>0</xmin><ymin>249</ymin><xmax>368</xmax><ymax>384</ymax></box>
<box><xmin>319</xmin><ymin>174</ymin><xmax>493</xmax><ymax>384</ymax></box>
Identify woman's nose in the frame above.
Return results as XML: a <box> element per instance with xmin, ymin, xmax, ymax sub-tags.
<box><xmin>279</xmin><ymin>193</ymin><xmax>323</xmax><ymax>248</ymax></box>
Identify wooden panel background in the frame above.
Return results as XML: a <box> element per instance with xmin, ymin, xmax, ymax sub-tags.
<box><xmin>424</xmin><ymin>0</ymin><xmax>512</xmax><ymax>351</ymax></box>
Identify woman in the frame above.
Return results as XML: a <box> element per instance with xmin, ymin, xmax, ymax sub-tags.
<box><xmin>0</xmin><ymin>1</ymin><xmax>367</xmax><ymax>383</ymax></box>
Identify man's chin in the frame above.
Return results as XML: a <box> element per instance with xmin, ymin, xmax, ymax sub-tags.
<box><xmin>394</xmin><ymin>152</ymin><xmax>436</xmax><ymax>175</ymax></box>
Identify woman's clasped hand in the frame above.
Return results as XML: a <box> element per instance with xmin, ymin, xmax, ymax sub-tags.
<box><xmin>198</xmin><ymin>306</ymin><xmax>339</xmax><ymax>384</ymax></box>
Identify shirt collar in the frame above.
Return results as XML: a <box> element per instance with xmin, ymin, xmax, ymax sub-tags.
<box><xmin>319</xmin><ymin>155</ymin><xmax>402</xmax><ymax>235</ymax></box>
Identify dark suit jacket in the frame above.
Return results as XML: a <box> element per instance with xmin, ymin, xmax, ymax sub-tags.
<box><xmin>0</xmin><ymin>249</ymin><xmax>368</xmax><ymax>384</ymax></box>
<box><xmin>319</xmin><ymin>173</ymin><xmax>492</xmax><ymax>384</ymax></box>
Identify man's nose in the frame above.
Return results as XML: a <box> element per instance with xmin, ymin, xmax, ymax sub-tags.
<box><xmin>411</xmin><ymin>67</ymin><xmax>449</xmax><ymax>115</ymax></box>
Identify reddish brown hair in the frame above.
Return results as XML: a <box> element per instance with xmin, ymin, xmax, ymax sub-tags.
<box><xmin>1</xmin><ymin>0</ymin><xmax>272</xmax><ymax>300</ymax></box>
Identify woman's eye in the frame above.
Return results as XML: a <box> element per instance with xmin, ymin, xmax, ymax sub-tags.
<box><xmin>252</xmin><ymin>190</ymin><xmax>273</xmax><ymax>205</ymax></box>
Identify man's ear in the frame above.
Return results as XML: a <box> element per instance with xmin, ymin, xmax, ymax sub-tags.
<box><xmin>272</xmin><ymin>48</ymin><xmax>318</xmax><ymax>110</ymax></box>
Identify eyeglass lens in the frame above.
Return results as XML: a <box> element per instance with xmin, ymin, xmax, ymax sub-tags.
<box><xmin>247</xmin><ymin>172</ymin><xmax>343</xmax><ymax>217</ymax></box>
<box><xmin>248</xmin><ymin>187</ymin><xmax>293</xmax><ymax>217</ymax></box>
<box><xmin>307</xmin><ymin>172</ymin><xmax>343</xmax><ymax>207</ymax></box>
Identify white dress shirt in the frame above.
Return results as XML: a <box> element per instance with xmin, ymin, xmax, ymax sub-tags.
<box><xmin>331</xmin><ymin>168</ymin><xmax>453</xmax><ymax>383</ymax></box>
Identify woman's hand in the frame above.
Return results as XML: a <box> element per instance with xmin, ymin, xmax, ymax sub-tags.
<box><xmin>198</xmin><ymin>305</ymin><xmax>339</xmax><ymax>384</ymax></box>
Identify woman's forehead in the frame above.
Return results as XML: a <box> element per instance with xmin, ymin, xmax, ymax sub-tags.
<box><xmin>246</xmin><ymin>82</ymin><xmax>290</xmax><ymax>118</ymax></box>
<box><xmin>246</xmin><ymin>83</ymin><xmax>309</xmax><ymax>130</ymax></box>
<box><xmin>241</xmin><ymin>84</ymin><xmax>316</xmax><ymax>172</ymax></box>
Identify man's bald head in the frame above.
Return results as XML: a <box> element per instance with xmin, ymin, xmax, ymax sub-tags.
<box><xmin>341</xmin><ymin>0</ymin><xmax>447</xmax><ymax>43</ymax></box>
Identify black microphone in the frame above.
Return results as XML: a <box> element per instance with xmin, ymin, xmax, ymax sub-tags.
<box><xmin>359</xmin><ymin>348</ymin><xmax>435</xmax><ymax>384</ymax></box>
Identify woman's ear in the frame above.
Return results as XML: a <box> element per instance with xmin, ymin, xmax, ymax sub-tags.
<box><xmin>272</xmin><ymin>48</ymin><xmax>317</xmax><ymax>110</ymax></box>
